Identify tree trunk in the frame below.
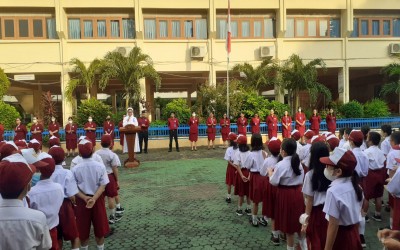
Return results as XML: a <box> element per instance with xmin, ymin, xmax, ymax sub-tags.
<box><xmin>86</xmin><ymin>87</ymin><xmax>91</xmax><ymax>100</ymax></box>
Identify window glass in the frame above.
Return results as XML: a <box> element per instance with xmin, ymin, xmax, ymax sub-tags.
<box><xmin>159</xmin><ymin>20</ymin><xmax>168</xmax><ymax>38</ymax></box>
<box><xmin>111</xmin><ymin>20</ymin><xmax>120</xmax><ymax>38</ymax></box>
<box><xmin>372</xmin><ymin>20</ymin><xmax>380</xmax><ymax>35</ymax></box>
<box><xmin>307</xmin><ymin>20</ymin><xmax>317</xmax><ymax>36</ymax></box>
<box><xmin>33</xmin><ymin>19</ymin><xmax>43</xmax><ymax>37</ymax></box>
<box><xmin>231</xmin><ymin>21</ymin><xmax>238</xmax><ymax>38</ymax></box>
<box><xmin>19</xmin><ymin>19</ymin><xmax>29</xmax><ymax>37</ymax></box>
<box><xmin>122</xmin><ymin>18</ymin><xmax>135</xmax><ymax>39</ymax></box>
<box><xmin>68</xmin><ymin>19</ymin><xmax>81</xmax><ymax>39</ymax></box>
<box><xmin>383</xmin><ymin>20</ymin><xmax>390</xmax><ymax>35</ymax></box>
<box><xmin>195</xmin><ymin>19</ymin><xmax>207</xmax><ymax>39</ymax></box>
<box><xmin>184</xmin><ymin>20</ymin><xmax>193</xmax><ymax>38</ymax></box>
<box><xmin>172</xmin><ymin>20</ymin><xmax>181</xmax><ymax>38</ymax></box>
<box><xmin>254</xmin><ymin>20</ymin><xmax>262</xmax><ymax>37</ymax></box>
<box><xmin>361</xmin><ymin>20</ymin><xmax>369</xmax><ymax>35</ymax></box>
<box><xmin>286</xmin><ymin>18</ymin><xmax>294</xmax><ymax>37</ymax></box>
<box><xmin>296</xmin><ymin>20</ymin><xmax>305</xmax><ymax>36</ymax></box>
<box><xmin>330</xmin><ymin>19</ymin><xmax>341</xmax><ymax>38</ymax></box>
<box><xmin>319</xmin><ymin>19</ymin><xmax>328</xmax><ymax>37</ymax></box>
<box><xmin>242</xmin><ymin>21</ymin><xmax>250</xmax><ymax>37</ymax></box>
<box><xmin>97</xmin><ymin>20</ymin><xmax>107</xmax><ymax>37</ymax></box>
<box><xmin>264</xmin><ymin>18</ymin><xmax>274</xmax><ymax>38</ymax></box>
<box><xmin>83</xmin><ymin>20</ymin><xmax>93</xmax><ymax>38</ymax></box>
<box><xmin>144</xmin><ymin>19</ymin><xmax>156</xmax><ymax>39</ymax></box>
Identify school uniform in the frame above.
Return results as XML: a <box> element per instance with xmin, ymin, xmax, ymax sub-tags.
<box><xmin>386</xmin><ymin>149</ymin><xmax>400</xmax><ymax>209</ymax></box>
<box><xmin>352</xmin><ymin>147</ymin><xmax>369</xmax><ymax>178</ymax></box>
<box><xmin>309</xmin><ymin>115</ymin><xmax>321</xmax><ymax>135</ymax></box>
<box><xmin>363</xmin><ymin>146</ymin><xmax>386</xmax><ymax>200</ymax></box>
<box><xmin>96</xmin><ymin>148</ymin><xmax>121</xmax><ymax>198</ymax></box>
<box><xmin>167</xmin><ymin>117</ymin><xmax>179</xmax><ymax>151</ymax></box>
<box><xmin>339</xmin><ymin>140</ymin><xmax>351</xmax><ymax>151</ymax></box>
<box><xmin>323</xmin><ymin>177</ymin><xmax>363</xmax><ymax>249</ymax></box>
<box><xmin>387</xmin><ymin>166</ymin><xmax>400</xmax><ymax>230</ymax></box>
<box><xmin>118</xmin><ymin>120</ymin><xmax>124</xmax><ymax>146</ymax></box>
<box><xmin>28</xmin><ymin>179</ymin><xmax>64</xmax><ymax>250</ymax></box>
<box><xmin>70</xmin><ymin>152</ymin><xmax>105</xmax><ymax>169</ymax></box>
<box><xmin>250</xmin><ymin>118</ymin><xmax>260</xmax><ymax>134</ymax></box>
<box><xmin>84</xmin><ymin>122</ymin><xmax>97</xmax><ymax>146</ymax></box>
<box><xmin>220</xmin><ymin>118</ymin><xmax>231</xmax><ymax>141</ymax></box>
<box><xmin>266</xmin><ymin>115</ymin><xmax>278</xmax><ymax>139</ymax></box>
<box><xmin>381</xmin><ymin>136</ymin><xmax>392</xmax><ymax>156</ymax></box>
<box><xmin>224</xmin><ymin>146</ymin><xmax>238</xmax><ymax>186</ymax></box>
<box><xmin>295</xmin><ymin>112</ymin><xmax>306</xmax><ymax>137</ymax></box>
<box><xmin>245</xmin><ymin>151</ymin><xmax>266</xmax><ymax>204</ymax></box>
<box><xmin>236</xmin><ymin>118</ymin><xmax>247</xmax><ymax>136</ymax></box>
<box><xmin>299</xmin><ymin>143</ymin><xmax>312</xmax><ymax>170</ymax></box>
<box><xmin>14</xmin><ymin>124</ymin><xmax>28</xmax><ymax>142</ymax></box>
<box><xmin>30</xmin><ymin>123</ymin><xmax>44</xmax><ymax>142</ymax></box>
<box><xmin>270</xmin><ymin>156</ymin><xmax>304</xmax><ymax>234</ymax></box>
<box><xmin>65</xmin><ymin>123</ymin><xmax>77</xmax><ymax>150</ymax></box>
<box><xmin>72</xmin><ymin>158</ymin><xmax>110</xmax><ymax>240</ymax></box>
<box><xmin>206</xmin><ymin>117</ymin><xmax>217</xmax><ymax>141</ymax></box>
<box><xmin>281</xmin><ymin>116</ymin><xmax>292</xmax><ymax>138</ymax></box>
<box><xmin>260</xmin><ymin>155</ymin><xmax>279</xmax><ymax>218</ymax></box>
<box><xmin>326</xmin><ymin>114</ymin><xmax>336</xmax><ymax>133</ymax></box>
<box><xmin>233</xmin><ymin>150</ymin><xmax>251</xmax><ymax>197</ymax></box>
<box><xmin>48</xmin><ymin>122</ymin><xmax>60</xmax><ymax>138</ymax></box>
<box><xmin>302</xmin><ymin>169</ymin><xmax>328</xmax><ymax>250</ymax></box>
<box><xmin>188</xmin><ymin>117</ymin><xmax>199</xmax><ymax>142</ymax></box>
<box><xmin>296</xmin><ymin>141</ymin><xmax>303</xmax><ymax>155</ymax></box>
<box><xmin>138</xmin><ymin>117</ymin><xmax>150</xmax><ymax>153</ymax></box>
<box><xmin>103</xmin><ymin>121</ymin><xmax>115</xmax><ymax>148</ymax></box>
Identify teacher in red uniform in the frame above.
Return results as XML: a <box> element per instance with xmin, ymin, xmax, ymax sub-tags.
<box><xmin>30</xmin><ymin>117</ymin><xmax>43</xmax><ymax>142</ymax></box>
<box><xmin>207</xmin><ymin>112</ymin><xmax>217</xmax><ymax>150</ymax></box>
<box><xmin>237</xmin><ymin>113</ymin><xmax>247</xmax><ymax>136</ymax></box>
<box><xmin>188</xmin><ymin>112</ymin><xmax>199</xmax><ymax>151</ymax></box>
<box><xmin>65</xmin><ymin>117</ymin><xmax>77</xmax><ymax>157</ymax></box>
<box><xmin>167</xmin><ymin>112</ymin><xmax>179</xmax><ymax>152</ymax></box>
<box><xmin>48</xmin><ymin>116</ymin><xmax>60</xmax><ymax>138</ymax></box>
<box><xmin>295</xmin><ymin>107</ymin><xmax>306</xmax><ymax>137</ymax></box>
<box><xmin>326</xmin><ymin>108</ymin><xmax>337</xmax><ymax>134</ymax></box>
<box><xmin>14</xmin><ymin>118</ymin><xmax>28</xmax><ymax>142</ymax></box>
<box><xmin>103</xmin><ymin>115</ymin><xmax>115</xmax><ymax>149</ymax></box>
<box><xmin>220</xmin><ymin>113</ymin><xmax>230</xmax><ymax>148</ymax></box>
<box><xmin>0</xmin><ymin>122</ymin><xmax>4</xmax><ymax>141</ymax></box>
<box><xmin>309</xmin><ymin>109</ymin><xmax>321</xmax><ymax>135</ymax></box>
<box><xmin>281</xmin><ymin>110</ymin><xmax>292</xmax><ymax>138</ymax></box>
<box><xmin>266</xmin><ymin>109</ymin><xmax>278</xmax><ymax>139</ymax></box>
<box><xmin>138</xmin><ymin>110</ymin><xmax>150</xmax><ymax>154</ymax></box>
<box><xmin>250</xmin><ymin>114</ymin><xmax>261</xmax><ymax>134</ymax></box>
<box><xmin>84</xmin><ymin>116</ymin><xmax>97</xmax><ymax>146</ymax></box>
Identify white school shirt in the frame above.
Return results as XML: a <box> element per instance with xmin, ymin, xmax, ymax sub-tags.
<box><xmin>296</xmin><ymin>141</ymin><xmax>303</xmax><ymax>155</ymax></box>
<box><xmin>96</xmin><ymin>148</ymin><xmax>122</xmax><ymax>174</ymax></box>
<box><xmin>380</xmin><ymin>136</ymin><xmax>392</xmax><ymax>156</ymax></box>
<box><xmin>0</xmin><ymin>199</ymin><xmax>51</xmax><ymax>250</ymax></box>
<box><xmin>299</xmin><ymin>143</ymin><xmax>311</xmax><ymax>168</ymax></box>
<box><xmin>339</xmin><ymin>138</ymin><xmax>346</xmax><ymax>148</ymax></box>
<box><xmin>224</xmin><ymin>146</ymin><xmax>236</xmax><ymax>162</ymax></box>
<box><xmin>50</xmin><ymin>165</ymin><xmax>79</xmax><ymax>198</ymax></box>
<box><xmin>28</xmin><ymin>179</ymin><xmax>64</xmax><ymax>229</ymax></box>
<box><xmin>386</xmin><ymin>149</ymin><xmax>400</xmax><ymax>171</ymax></box>
<box><xmin>387</xmin><ymin>167</ymin><xmax>400</xmax><ymax>198</ymax></box>
<box><xmin>302</xmin><ymin>169</ymin><xmax>326</xmax><ymax>206</ymax></box>
<box><xmin>364</xmin><ymin>146</ymin><xmax>386</xmax><ymax>170</ymax></box>
<box><xmin>360</xmin><ymin>141</ymin><xmax>367</xmax><ymax>151</ymax></box>
<box><xmin>323</xmin><ymin>177</ymin><xmax>363</xmax><ymax>225</ymax></box>
<box><xmin>72</xmin><ymin>158</ymin><xmax>109</xmax><ymax>195</ymax></box>
<box><xmin>245</xmin><ymin>150</ymin><xmax>265</xmax><ymax>173</ymax></box>
<box><xmin>233</xmin><ymin>151</ymin><xmax>251</xmax><ymax>169</ymax></box>
<box><xmin>352</xmin><ymin>147</ymin><xmax>369</xmax><ymax>177</ymax></box>
<box><xmin>269</xmin><ymin>156</ymin><xmax>304</xmax><ymax>186</ymax></box>
<box><xmin>260</xmin><ymin>155</ymin><xmax>279</xmax><ymax>177</ymax></box>
<box><xmin>70</xmin><ymin>152</ymin><xmax>105</xmax><ymax>169</ymax></box>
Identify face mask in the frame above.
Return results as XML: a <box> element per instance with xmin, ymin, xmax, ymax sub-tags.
<box><xmin>88</xmin><ymin>119</ymin><xmax>93</xmax><ymax>122</ymax></box>
<box><xmin>298</xmin><ymin>109</ymin><xmax>301</xmax><ymax>112</ymax></box>
<box><xmin>68</xmin><ymin>120</ymin><xmax>73</xmax><ymax>124</ymax></box>
<box><xmin>32</xmin><ymin>173</ymin><xmax>41</xmax><ymax>185</ymax></box>
<box><xmin>192</xmin><ymin>114</ymin><xmax>196</xmax><ymax>117</ymax></box>
<box><xmin>324</xmin><ymin>168</ymin><xmax>337</xmax><ymax>181</ymax></box>
<box><xmin>33</xmin><ymin>119</ymin><xmax>37</xmax><ymax>123</ymax></box>
<box><xmin>51</xmin><ymin>118</ymin><xmax>55</xmax><ymax>122</ymax></box>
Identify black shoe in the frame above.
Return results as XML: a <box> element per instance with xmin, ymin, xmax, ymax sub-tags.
<box><xmin>360</xmin><ymin>234</ymin><xmax>366</xmax><ymax>248</ymax></box>
<box><xmin>105</xmin><ymin>227</ymin><xmax>115</xmax><ymax>238</ymax></box>
<box><xmin>236</xmin><ymin>209</ymin><xmax>243</xmax><ymax>216</ymax></box>
<box><xmin>258</xmin><ymin>217</ymin><xmax>268</xmax><ymax>227</ymax></box>
<box><xmin>113</xmin><ymin>214</ymin><xmax>122</xmax><ymax>222</ymax></box>
<box><xmin>279</xmin><ymin>234</ymin><xmax>286</xmax><ymax>242</ymax></box>
<box><xmin>168</xmin><ymin>149</ymin><xmax>172</xmax><ymax>152</ymax></box>
<box><xmin>270</xmin><ymin>234</ymin><xmax>280</xmax><ymax>246</ymax></box>
<box><xmin>385</xmin><ymin>206</ymin><xmax>391</xmax><ymax>212</ymax></box>
<box><xmin>365</xmin><ymin>215</ymin><xmax>370</xmax><ymax>223</ymax></box>
<box><xmin>372</xmin><ymin>214</ymin><xmax>382</xmax><ymax>222</ymax></box>
<box><xmin>116</xmin><ymin>207</ymin><xmax>125</xmax><ymax>214</ymax></box>
<box><xmin>225</xmin><ymin>197</ymin><xmax>231</xmax><ymax>203</ymax></box>
<box><xmin>109</xmin><ymin>215</ymin><xmax>116</xmax><ymax>225</ymax></box>
<box><xmin>244</xmin><ymin>208</ymin><xmax>252</xmax><ymax>216</ymax></box>
<box><xmin>176</xmin><ymin>149</ymin><xmax>180</xmax><ymax>152</ymax></box>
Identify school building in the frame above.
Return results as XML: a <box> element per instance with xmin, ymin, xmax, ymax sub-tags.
<box><xmin>1</xmin><ymin>0</ymin><xmax>400</xmax><ymax>125</ymax></box>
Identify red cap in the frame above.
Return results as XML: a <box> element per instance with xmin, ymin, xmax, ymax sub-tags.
<box><xmin>304</xmin><ymin>130</ymin><xmax>315</xmax><ymax>140</ymax></box>
<box><xmin>15</xmin><ymin>140</ymin><xmax>28</xmax><ymax>149</ymax></box>
<box><xmin>101</xmin><ymin>134</ymin><xmax>112</xmax><ymax>145</ymax></box>
<box><xmin>326</xmin><ymin>135</ymin><xmax>340</xmax><ymax>151</ymax></box>
<box><xmin>78</xmin><ymin>139</ymin><xmax>93</xmax><ymax>158</ymax></box>
<box><xmin>268</xmin><ymin>137</ymin><xmax>281</xmax><ymax>155</ymax></box>
<box><xmin>320</xmin><ymin>147</ymin><xmax>357</xmax><ymax>176</ymax></box>
<box><xmin>36</xmin><ymin>156</ymin><xmax>55</xmax><ymax>178</ymax></box>
<box><xmin>48</xmin><ymin>136</ymin><xmax>60</xmax><ymax>148</ymax></box>
<box><xmin>227</xmin><ymin>132</ymin><xmax>238</xmax><ymax>141</ymax></box>
<box><xmin>48</xmin><ymin>146</ymin><xmax>65</xmax><ymax>165</ymax></box>
<box><xmin>0</xmin><ymin>161</ymin><xmax>36</xmax><ymax>197</ymax></box>
<box><xmin>237</xmin><ymin>135</ymin><xmax>247</xmax><ymax>145</ymax></box>
<box><xmin>349</xmin><ymin>130</ymin><xmax>363</xmax><ymax>144</ymax></box>
<box><xmin>0</xmin><ymin>142</ymin><xmax>19</xmax><ymax>160</ymax></box>
<box><xmin>28</xmin><ymin>139</ymin><xmax>41</xmax><ymax>151</ymax></box>
<box><xmin>311</xmin><ymin>135</ymin><xmax>326</xmax><ymax>144</ymax></box>
<box><xmin>291</xmin><ymin>130</ymin><xmax>301</xmax><ymax>141</ymax></box>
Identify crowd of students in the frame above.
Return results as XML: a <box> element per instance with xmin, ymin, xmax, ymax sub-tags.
<box><xmin>223</xmin><ymin>124</ymin><xmax>400</xmax><ymax>250</ymax></box>
<box><xmin>0</xmin><ymin>134</ymin><xmax>124</xmax><ymax>249</ymax></box>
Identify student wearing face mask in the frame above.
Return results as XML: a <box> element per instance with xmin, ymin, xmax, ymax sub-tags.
<box><xmin>325</xmin><ymin>109</ymin><xmax>337</xmax><ymax>134</ymax></box>
<box><xmin>295</xmin><ymin>107</ymin><xmax>306</xmax><ymax>138</ymax></box>
<box><xmin>188</xmin><ymin>112</ymin><xmax>199</xmax><ymax>151</ymax></box>
<box><xmin>65</xmin><ymin>117</ymin><xmax>78</xmax><ymax>157</ymax></box>
<box><xmin>84</xmin><ymin>116</ymin><xmax>97</xmax><ymax>147</ymax></box>
<box><xmin>14</xmin><ymin>118</ymin><xmax>28</xmax><ymax>142</ymax></box>
<box><xmin>48</xmin><ymin>117</ymin><xmax>60</xmax><ymax>138</ymax></box>
<box><xmin>30</xmin><ymin>117</ymin><xmax>44</xmax><ymax>143</ymax></box>
<box><xmin>103</xmin><ymin>115</ymin><xmax>115</xmax><ymax>150</ymax></box>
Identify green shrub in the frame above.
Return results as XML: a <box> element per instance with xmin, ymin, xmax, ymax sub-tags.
<box><xmin>151</xmin><ymin>120</ymin><xmax>168</xmax><ymax>126</ymax></box>
<box><xmin>0</xmin><ymin>101</ymin><xmax>21</xmax><ymax>130</ymax></box>
<box><xmin>240</xmin><ymin>92</ymin><xmax>270</xmax><ymax>119</ymax></box>
<box><xmin>266</xmin><ymin>101</ymin><xmax>290</xmax><ymax>119</ymax></box>
<box><xmin>339</xmin><ymin>100</ymin><xmax>364</xmax><ymax>118</ymax></box>
<box><xmin>0</xmin><ymin>68</ymin><xmax>10</xmax><ymax>100</ymax></box>
<box><xmin>364</xmin><ymin>98</ymin><xmax>390</xmax><ymax>118</ymax></box>
<box><xmin>111</xmin><ymin>111</ymin><xmax>126</xmax><ymax>124</ymax></box>
<box><xmin>77</xmin><ymin>98</ymin><xmax>112</xmax><ymax>127</ymax></box>
<box><xmin>162</xmin><ymin>99</ymin><xmax>191</xmax><ymax>123</ymax></box>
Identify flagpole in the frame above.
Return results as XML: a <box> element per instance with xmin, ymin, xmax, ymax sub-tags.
<box><xmin>227</xmin><ymin>0</ymin><xmax>231</xmax><ymax>119</ymax></box>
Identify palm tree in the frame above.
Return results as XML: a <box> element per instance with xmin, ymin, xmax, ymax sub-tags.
<box><xmin>0</xmin><ymin>68</ymin><xmax>10</xmax><ymax>99</ymax></box>
<box><xmin>380</xmin><ymin>63</ymin><xmax>400</xmax><ymax>96</ymax></box>
<box><xmin>281</xmin><ymin>54</ymin><xmax>331</xmax><ymax>114</ymax></box>
<box><xmin>100</xmin><ymin>47</ymin><xmax>161</xmax><ymax>109</ymax></box>
<box><xmin>65</xmin><ymin>58</ymin><xmax>104</xmax><ymax>102</ymax></box>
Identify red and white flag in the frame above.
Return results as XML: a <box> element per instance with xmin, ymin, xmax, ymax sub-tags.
<box><xmin>227</xmin><ymin>0</ymin><xmax>232</xmax><ymax>55</ymax></box>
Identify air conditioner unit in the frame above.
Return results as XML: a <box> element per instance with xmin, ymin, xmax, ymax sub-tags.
<box><xmin>260</xmin><ymin>46</ymin><xmax>275</xmax><ymax>58</ymax></box>
<box><xmin>115</xmin><ymin>46</ymin><xmax>133</xmax><ymax>56</ymax></box>
<box><xmin>389</xmin><ymin>43</ymin><xmax>400</xmax><ymax>54</ymax></box>
<box><xmin>190</xmin><ymin>46</ymin><xmax>206</xmax><ymax>58</ymax></box>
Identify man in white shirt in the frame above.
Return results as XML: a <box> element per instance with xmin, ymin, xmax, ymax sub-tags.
<box><xmin>0</xmin><ymin>160</ymin><xmax>51</xmax><ymax>249</ymax></box>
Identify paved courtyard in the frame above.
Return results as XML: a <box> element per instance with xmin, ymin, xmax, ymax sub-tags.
<box><xmin>67</xmin><ymin>147</ymin><xmax>388</xmax><ymax>249</ymax></box>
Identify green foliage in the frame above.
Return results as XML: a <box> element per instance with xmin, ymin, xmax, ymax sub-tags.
<box><xmin>162</xmin><ymin>99</ymin><xmax>191</xmax><ymax>123</ymax></box>
<box><xmin>151</xmin><ymin>120</ymin><xmax>168</xmax><ymax>126</ymax></box>
<box><xmin>0</xmin><ymin>101</ymin><xmax>21</xmax><ymax>130</ymax></box>
<box><xmin>380</xmin><ymin>63</ymin><xmax>400</xmax><ymax>97</ymax></box>
<box><xmin>266</xmin><ymin>100</ymin><xmax>290</xmax><ymax>119</ymax></box>
<box><xmin>364</xmin><ymin>99</ymin><xmax>390</xmax><ymax>118</ymax></box>
<box><xmin>338</xmin><ymin>100</ymin><xmax>364</xmax><ymax>118</ymax></box>
<box><xmin>0</xmin><ymin>68</ymin><xmax>10</xmax><ymax>99</ymax></box>
<box><xmin>76</xmin><ymin>99</ymin><xmax>112</xmax><ymax>127</ymax></box>
<box><xmin>240</xmin><ymin>92</ymin><xmax>270</xmax><ymax>119</ymax></box>
<box><xmin>111</xmin><ymin>111</ymin><xmax>126</xmax><ymax>124</ymax></box>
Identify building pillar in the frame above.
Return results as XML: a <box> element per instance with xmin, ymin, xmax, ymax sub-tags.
<box><xmin>111</xmin><ymin>90</ymin><xmax>117</xmax><ymax>113</ymax></box>
<box><xmin>139</xmin><ymin>78</ymin><xmax>146</xmax><ymax>112</ymax></box>
<box><xmin>338</xmin><ymin>67</ymin><xmax>350</xmax><ymax>104</ymax></box>
<box><xmin>61</xmin><ymin>73</ymin><xmax>73</xmax><ymax>126</ymax></box>
<box><xmin>146</xmin><ymin>80</ymin><xmax>155</xmax><ymax>121</ymax></box>
<box><xmin>187</xmin><ymin>90</ymin><xmax>193</xmax><ymax>107</ymax></box>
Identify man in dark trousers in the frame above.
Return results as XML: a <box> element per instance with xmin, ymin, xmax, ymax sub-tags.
<box><xmin>167</xmin><ymin>112</ymin><xmax>179</xmax><ymax>152</ymax></box>
<box><xmin>137</xmin><ymin>110</ymin><xmax>150</xmax><ymax>154</ymax></box>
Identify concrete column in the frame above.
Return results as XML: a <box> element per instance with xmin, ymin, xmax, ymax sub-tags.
<box><xmin>61</xmin><ymin>73</ymin><xmax>73</xmax><ymax>126</ymax></box>
<box><xmin>338</xmin><ymin>67</ymin><xmax>350</xmax><ymax>104</ymax></box>
<box><xmin>139</xmin><ymin>78</ymin><xmax>146</xmax><ymax>112</ymax></box>
<box><xmin>145</xmin><ymin>80</ymin><xmax>155</xmax><ymax>121</ymax></box>
<box><xmin>111</xmin><ymin>90</ymin><xmax>117</xmax><ymax>113</ymax></box>
<box><xmin>187</xmin><ymin>90</ymin><xmax>193</xmax><ymax>107</ymax></box>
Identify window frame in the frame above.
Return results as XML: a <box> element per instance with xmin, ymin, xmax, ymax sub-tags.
<box><xmin>144</xmin><ymin>17</ymin><xmax>207</xmax><ymax>40</ymax></box>
<box><xmin>287</xmin><ymin>16</ymin><xmax>340</xmax><ymax>38</ymax></box>
<box><xmin>216</xmin><ymin>16</ymin><xmax>274</xmax><ymax>39</ymax></box>
<box><xmin>355</xmin><ymin>17</ymin><xmax>393</xmax><ymax>37</ymax></box>
<box><xmin>1</xmin><ymin>16</ymin><xmax>49</xmax><ymax>40</ymax></box>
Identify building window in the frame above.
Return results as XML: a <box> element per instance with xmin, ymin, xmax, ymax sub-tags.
<box><xmin>144</xmin><ymin>17</ymin><xmax>207</xmax><ymax>39</ymax></box>
<box><xmin>286</xmin><ymin>17</ymin><xmax>341</xmax><ymax>38</ymax></box>
<box><xmin>0</xmin><ymin>17</ymin><xmax>56</xmax><ymax>39</ymax></box>
<box><xmin>352</xmin><ymin>17</ymin><xmax>400</xmax><ymax>37</ymax></box>
<box><xmin>217</xmin><ymin>17</ymin><xmax>275</xmax><ymax>39</ymax></box>
<box><xmin>68</xmin><ymin>17</ymin><xmax>135</xmax><ymax>39</ymax></box>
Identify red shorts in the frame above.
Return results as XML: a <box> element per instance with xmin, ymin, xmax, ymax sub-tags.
<box><xmin>306</xmin><ymin>205</ymin><xmax>328</xmax><ymax>250</ymax></box>
<box><xmin>234</xmin><ymin>169</ymin><xmax>250</xmax><ymax>197</ymax></box>
<box><xmin>225</xmin><ymin>163</ymin><xmax>236</xmax><ymax>186</ymax></box>
<box><xmin>75</xmin><ymin>195</ymin><xmax>110</xmax><ymax>240</ymax></box>
<box><xmin>49</xmin><ymin>227</ymin><xmax>59</xmax><ymax>250</ymax></box>
<box><xmin>105</xmin><ymin>173</ymin><xmax>119</xmax><ymax>198</ymax></box>
<box><xmin>333</xmin><ymin>225</ymin><xmax>362</xmax><ymax>250</ymax></box>
<box><xmin>58</xmin><ymin>199</ymin><xmax>79</xmax><ymax>241</ymax></box>
<box><xmin>249</xmin><ymin>172</ymin><xmax>263</xmax><ymax>204</ymax></box>
<box><xmin>274</xmin><ymin>185</ymin><xmax>304</xmax><ymax>234</ymax></box>
<box><xmin>364</xmin><ymin>168</ymin><xmax>386</xmax><ymax>200</ymax></box>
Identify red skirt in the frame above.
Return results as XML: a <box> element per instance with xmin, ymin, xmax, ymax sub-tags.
<box><xmin>274</xmin><ymin>185</ymin><xmax>304</xmax><ymax>234</ymax></box>
<box><xmin>58</xmin><ymin>199</ymin><xmax>79</xmax><ymax>241</ymax></box>
<box><xmin>234</xmin><ymin>169</ymin><xmax>250</xmax><ymax>197</ymax></box>
<box><xmin>49</xmin><ymin>227</ymin><xmax>59</xmax><ymax>250</ymax></box>
<box><xmin>221</xmin><ymin>132</ymin><xmax>229</xmax><ymax>141</ymax></box>
<box><xmin>75</xmin><ymin>195</ymin><xmax>109</xmax><ymax>240</ymax></box>
<box><xmin>249</xmin><ymin>172</ymin><xmax>264</xmax><ymax>204</ymax></box>
<box><xmin>225</xmin><ymin>163</ymin><xmax>236</xmax><ymax>186</ymax></box>
<box><xmin>364</xmin><ymin>168</ymin><xmax>386</xmax><ymax>200</ymax></box>
<box><xmin>311</xmin><ymin>129</ymin><xmax>319</xmax><ymax>135</ymax></box>
<box><xmin>86</xmin><ymin>132</ymin><xmax>96</xmax><ymax>146</ymax></box>
<box><xmin>296</xmin><ymin>125</ymin><xmax>305</xmax><ymax>137</ymax></box>
<box><xmin>261</xmin><ymin>176</ymin><xmax>271</xmax><ymax>217</ymax></box>
<box><xmin>332</xmin><ymin>224</ymin><xmax>362</xmax><ymax>250</ymax></box>
<box><xmin>207</xmin><ymin>132</ymin><xmax>216</xmax><ymax>141</ymax></box>
<box><xmin>189</xmin><ymin>133</ymin><xmax>198</xmax><ymax>142</ymax></box>
<box><xmin>306</xmin><ymin>205</ymin><xmax>328</xmax><ymax>250</ymax></box>
<box><xmin>393</xmin><ymin>197</ymin><xmax>400</xmax><ymax>230</ymax></box>
<box><xmin>282</xmin><ymin>127</ymin><xmax>291</xmax><ymax>139</ymax></box>
<box><xmin>268</xmin><ymin>129</ymin><xmax>277</xmax><ymax>139</ymax></box>
<box><xmin>105</xmin><ymin>173</ymin><xmax>119</xmax><ymax>198</ymax></box>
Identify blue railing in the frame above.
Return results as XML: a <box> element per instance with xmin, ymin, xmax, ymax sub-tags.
<box><xmin>3</xmin><ymin>117</ymin><xmax>400</xmax><ymax>142</ymax></box>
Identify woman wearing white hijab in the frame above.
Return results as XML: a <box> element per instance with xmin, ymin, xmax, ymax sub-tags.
<box><xmin>122</xmin><ymin>107</ymin><xmax>140</xmax><ymax>153</ymax></box>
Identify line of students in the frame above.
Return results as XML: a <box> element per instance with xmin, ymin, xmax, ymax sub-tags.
<box><xmin>224</xmin><ymin>124</ymin><xmax>400</xmax><ymax>250</ymax></box>
<box><xmin>0</xmin><ymin>134</ymin><xmax>125</xmax><ymax>250</ymax></box>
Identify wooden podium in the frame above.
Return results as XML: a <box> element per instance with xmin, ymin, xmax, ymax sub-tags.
<box><xmin>120</xmin><ymin>124</ymin><xmax>142</xmax><ymax>168</ymax></box>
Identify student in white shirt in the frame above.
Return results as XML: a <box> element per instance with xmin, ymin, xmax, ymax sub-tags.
<box><xmin>290</xmin><ymin>130</ymin><xmax>302</xmax><ymax>155</ymax></box>
<box><xmin>0</xmin><ymin>160</ymin><xmax>52</xmax><ymax>250</ymax></box>
<box><xmin>386</xmin><ymin>132</ymin><xmax>400</xmax><ymax>230</ymax></box>
<box><xmin>381</xmin><ymin>124</ymin><xmax>393</xmax><ymax>156</ymax></box>
<box><xmin>223</xmin><ymin>132</ymin><xmax>238</xmax><ymax>203</ymax></box>
<box><xmin>321</xmin><ymin>147</ymin><xmax>363</xmax><ymax>250</ymax></box>
<box><xmin>339</xmin><ymin>127</ymin><xmax>353</xmax><ymax>151</ymax></box>
<box><xmin>301</xmin><ymin>141</ymin><xmax>330</xmax><ymax>250</ymax></box>
<box><xmin>360</xmin><ymin>125</ymin><xmax>370</xmax><ymax>151</ymax></box>
<box><xmin>299</xmin><ymin>130</ymin><xmax>315</xmax><ymax>170</ymax></box>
